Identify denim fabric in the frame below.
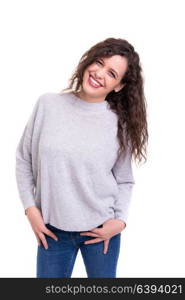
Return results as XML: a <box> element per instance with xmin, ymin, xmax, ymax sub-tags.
<box><xmin>36</xmin><ymin>223</ymin><xmax>121</xmax><ymax>278</ymax></box>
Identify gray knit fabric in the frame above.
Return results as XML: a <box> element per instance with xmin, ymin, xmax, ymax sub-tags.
<box><xmin>15</xmin><ymin>91</ymin><xmax>135</xmax><ymax>231</ymax></box>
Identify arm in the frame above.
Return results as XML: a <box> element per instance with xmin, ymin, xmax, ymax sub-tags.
<box><xmin>111</xmin><ymin>140</ymin><xmax>135</xmax><ymax>227</ymax></box>
<box><xmin>15</xmin><ymin>97</ymin><xmax>41</xmax><ymax>214</ymax></box>
<box><xmin>15</xmin><ymin>95</ymin><xmax>60</xmax><ymax>248</ymax></box>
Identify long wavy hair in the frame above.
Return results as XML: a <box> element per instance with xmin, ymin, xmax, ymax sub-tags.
<box><xmin>60</xmin><ymin>37</ymin><xmax>148</xmax><ymax>166</ymax></box>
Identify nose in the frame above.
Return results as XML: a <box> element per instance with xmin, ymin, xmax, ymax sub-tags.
<box><xmin>94</xmin><ymin>70</ymin><xmax>104</xmax><ymax>80</ymax></box>
<box><xmin>95</xmin><ymin>65</ymin><xmax>106</xmax><ymax>77</ymax></box>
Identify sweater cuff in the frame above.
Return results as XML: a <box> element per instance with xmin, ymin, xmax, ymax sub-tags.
<box><xmin>24</xmin><ymin>204</ymin><xmax>37</xmax><ymax>215</ymax></box>
<box><xmin>114</xmin><ymin>216</ymin><xmax>127</xmax><ymax>228</ymax></box>
<box><xmin>20</xmin><ymin>192</ymin><xmax>36</xmax><ymax>215</ymax></box>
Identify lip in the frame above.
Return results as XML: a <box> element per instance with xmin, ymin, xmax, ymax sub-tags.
<box><xmin>88</xmin><ymin>74</ymin><xmax>104</xmax><ymax>87</ymax></box>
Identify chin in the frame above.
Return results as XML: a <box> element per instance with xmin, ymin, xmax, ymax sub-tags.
<box><xmin>83</xmin><ymin>83</ymin><xmax>100</xmax><ymax>97</ymax></box>
<box><xmin>81</xmin><ymin>83</ymin><xmax>94</xmax><ymax>96</ymax></box>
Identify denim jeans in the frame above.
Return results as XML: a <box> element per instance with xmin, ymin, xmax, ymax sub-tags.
<box><xmin>36</xmin><ymin>223</ymin><xmax>121</xmax><ymax>278</ymax></box>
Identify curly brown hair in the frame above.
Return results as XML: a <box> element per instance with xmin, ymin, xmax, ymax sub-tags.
<box><xmin>60</xmin><ymin>37</ymin><xmax>148</xmax><ymax>166</ymax></box>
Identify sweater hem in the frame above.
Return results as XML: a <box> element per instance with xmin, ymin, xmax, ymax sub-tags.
<box><xmin>43</xmin><ymin>217</ymin><xmax>114</xmax><ymax>232</ymax></box>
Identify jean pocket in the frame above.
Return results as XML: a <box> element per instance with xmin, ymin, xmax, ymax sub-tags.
<box><xmin>41</xmin><ymin>234</ymin><xmax>61</xmax><ymax>251</ymax></box>
<box><xmin>45</xmin><ymin>223</ymin><xmax>63</xmax><ymax>233</ymax></box>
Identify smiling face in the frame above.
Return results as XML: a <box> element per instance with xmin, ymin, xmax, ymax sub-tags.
<box><xmin>77</xmin><ymin>55</ymin><xmax>128</xmax><ymax>102</ymax></box>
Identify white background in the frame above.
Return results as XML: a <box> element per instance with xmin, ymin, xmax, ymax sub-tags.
<box><xmin>0</xmin><ymin>0</ymin><xmax>184</xmax><ymax>277</ymax></box>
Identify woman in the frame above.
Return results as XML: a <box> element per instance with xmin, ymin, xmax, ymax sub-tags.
<box><xmin>15</xmin><ymin>37</ymin><xmax>148</xmax><ymax>278</ymax></box>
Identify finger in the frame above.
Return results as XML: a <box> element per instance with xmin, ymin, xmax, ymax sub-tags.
<box><xmin>34</xmin><ymin>232</ymin><xmax>41</xmax><ymax>246</ymax></box>
<box><xmin>83</xmin><ymin>227</ymin><xmax>103</xmax><ymax>236</ymax></box>
<box><xmin>44</xmin><ymin>228</ymin><xmax>58</xmax><ymax>241</ymax></box>
<box><xmin>84</xmin><ymin>237</ymin><xmax>104</xmax><ymax>245</ymax></box>
<box><xmin>103</xmin><ymin>239</ymin><xmax>110</xmax><ymax>254</ymax></box>
<box><xmin>91</xmin><ymin>228</ymin><xmax>102</xmax><ymax>233</ymax></box>
<box><xmin>80</xmin><ymin>232</ymin><xmax>101</xmax><ymax>237</ymax></box>
<box><xmin>38</xmin><ymin>232</ymin><xmax>48</xmax><ymax>250</ymax></box>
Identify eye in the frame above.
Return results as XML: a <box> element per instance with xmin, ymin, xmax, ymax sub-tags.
<box><xmin>96</xmin><ymin>59</ymin><xmax>102</xmax><ymax>65</ymax></box>
<box><xmin>96</xmin><ymin>59</ymin><xmax>116</xmax><ymax>78</ymax></box>
<box><xmin>110</xmin><ymin>72</ymin><xmax>116</xmax><ymax>78</ymax></box>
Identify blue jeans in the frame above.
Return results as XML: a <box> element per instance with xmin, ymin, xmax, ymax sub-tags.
<box><xmin>36</xmin><ymin>223</ymin><xmax>121</xmax><ymax>278</ymax></box>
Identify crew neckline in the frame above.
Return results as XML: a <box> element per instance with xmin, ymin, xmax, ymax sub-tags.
<box><xmin>68</xmin><ymin>91</ymin><xmax>109</xmax><ymax>112</ymax></box>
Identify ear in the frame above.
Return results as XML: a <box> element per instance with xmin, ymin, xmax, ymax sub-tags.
<box><xmin>114</xmin><ymin>83</ymin><xmax>126</xmax><ymax>93</ymax></box>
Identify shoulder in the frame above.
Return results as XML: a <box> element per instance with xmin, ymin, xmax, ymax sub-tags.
<box><xmin>37</xmin><ymin>91</ymin><xmax>70</xmax><ymax>107</ymax></box>
<box><xmin>37</xmin><ymin>92</ymin><xmax>59</xmax><ymax>105</ymax></box>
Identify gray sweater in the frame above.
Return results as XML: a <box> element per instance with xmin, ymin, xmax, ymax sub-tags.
<box><xmin>15</xmin><ymin>91</ymin><xmax>135</xmax><ymax>231</ymax></box>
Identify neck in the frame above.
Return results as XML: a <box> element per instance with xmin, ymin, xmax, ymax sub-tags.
<box><xmin>69</xmin><ymin>91</ymin><xmax>109</xmax><ymax>112</ymax></box>
<box><xmin>73</xmin><ymin>91</ymin><xmax>106</xmax><ymax>103</ymax></box>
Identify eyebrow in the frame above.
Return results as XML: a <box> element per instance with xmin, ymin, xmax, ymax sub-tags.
<box><xmin>100</xmin><ymin>58</ymin><xmax>119</xmax><ymax>78</ymax></box>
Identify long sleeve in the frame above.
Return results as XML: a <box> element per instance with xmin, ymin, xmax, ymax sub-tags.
<box><xmin>111</xmin><ymin>140</ymin><xmax>135</xmax><ymax>226</ymax></box>
<box><xmin>15</xmin><ymin>97</ymin><xmax>41</xmax><ymax>213</ymax></box>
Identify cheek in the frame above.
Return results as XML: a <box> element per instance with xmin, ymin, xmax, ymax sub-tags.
<box><xmin>84</xmin><ymin>67</ymin><xmax>92</xmax><ymax>77</ymax></box>
<box><xmin>87</xmin><ymin>65</ymin><xmax>97</xmax><ymax>72</ymax></box>
<box><xmin>82</xmin><ymin>70</ymin><xmax>90</xmax><ymax>82</ymax></box>
<box><xmin>83</xmin><ymin>66</ymin><xmax>98</xmax><ymax>81</ymax></box>
<box><xmin>106</xmin><ymin>78</ymin><xmax>115</xmax><ymax>87</ymax></box>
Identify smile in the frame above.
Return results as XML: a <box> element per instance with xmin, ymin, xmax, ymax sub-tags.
<box><xmin>88</xmin><ymin>75</ymin><xmax>103</xmax><ymax>88</ymax></box>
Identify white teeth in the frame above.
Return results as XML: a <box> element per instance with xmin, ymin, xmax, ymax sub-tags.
<box><xmin>90</xmin><ymin>76</ymin><xmax>101</xmax><ymax>86</ymax></box>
